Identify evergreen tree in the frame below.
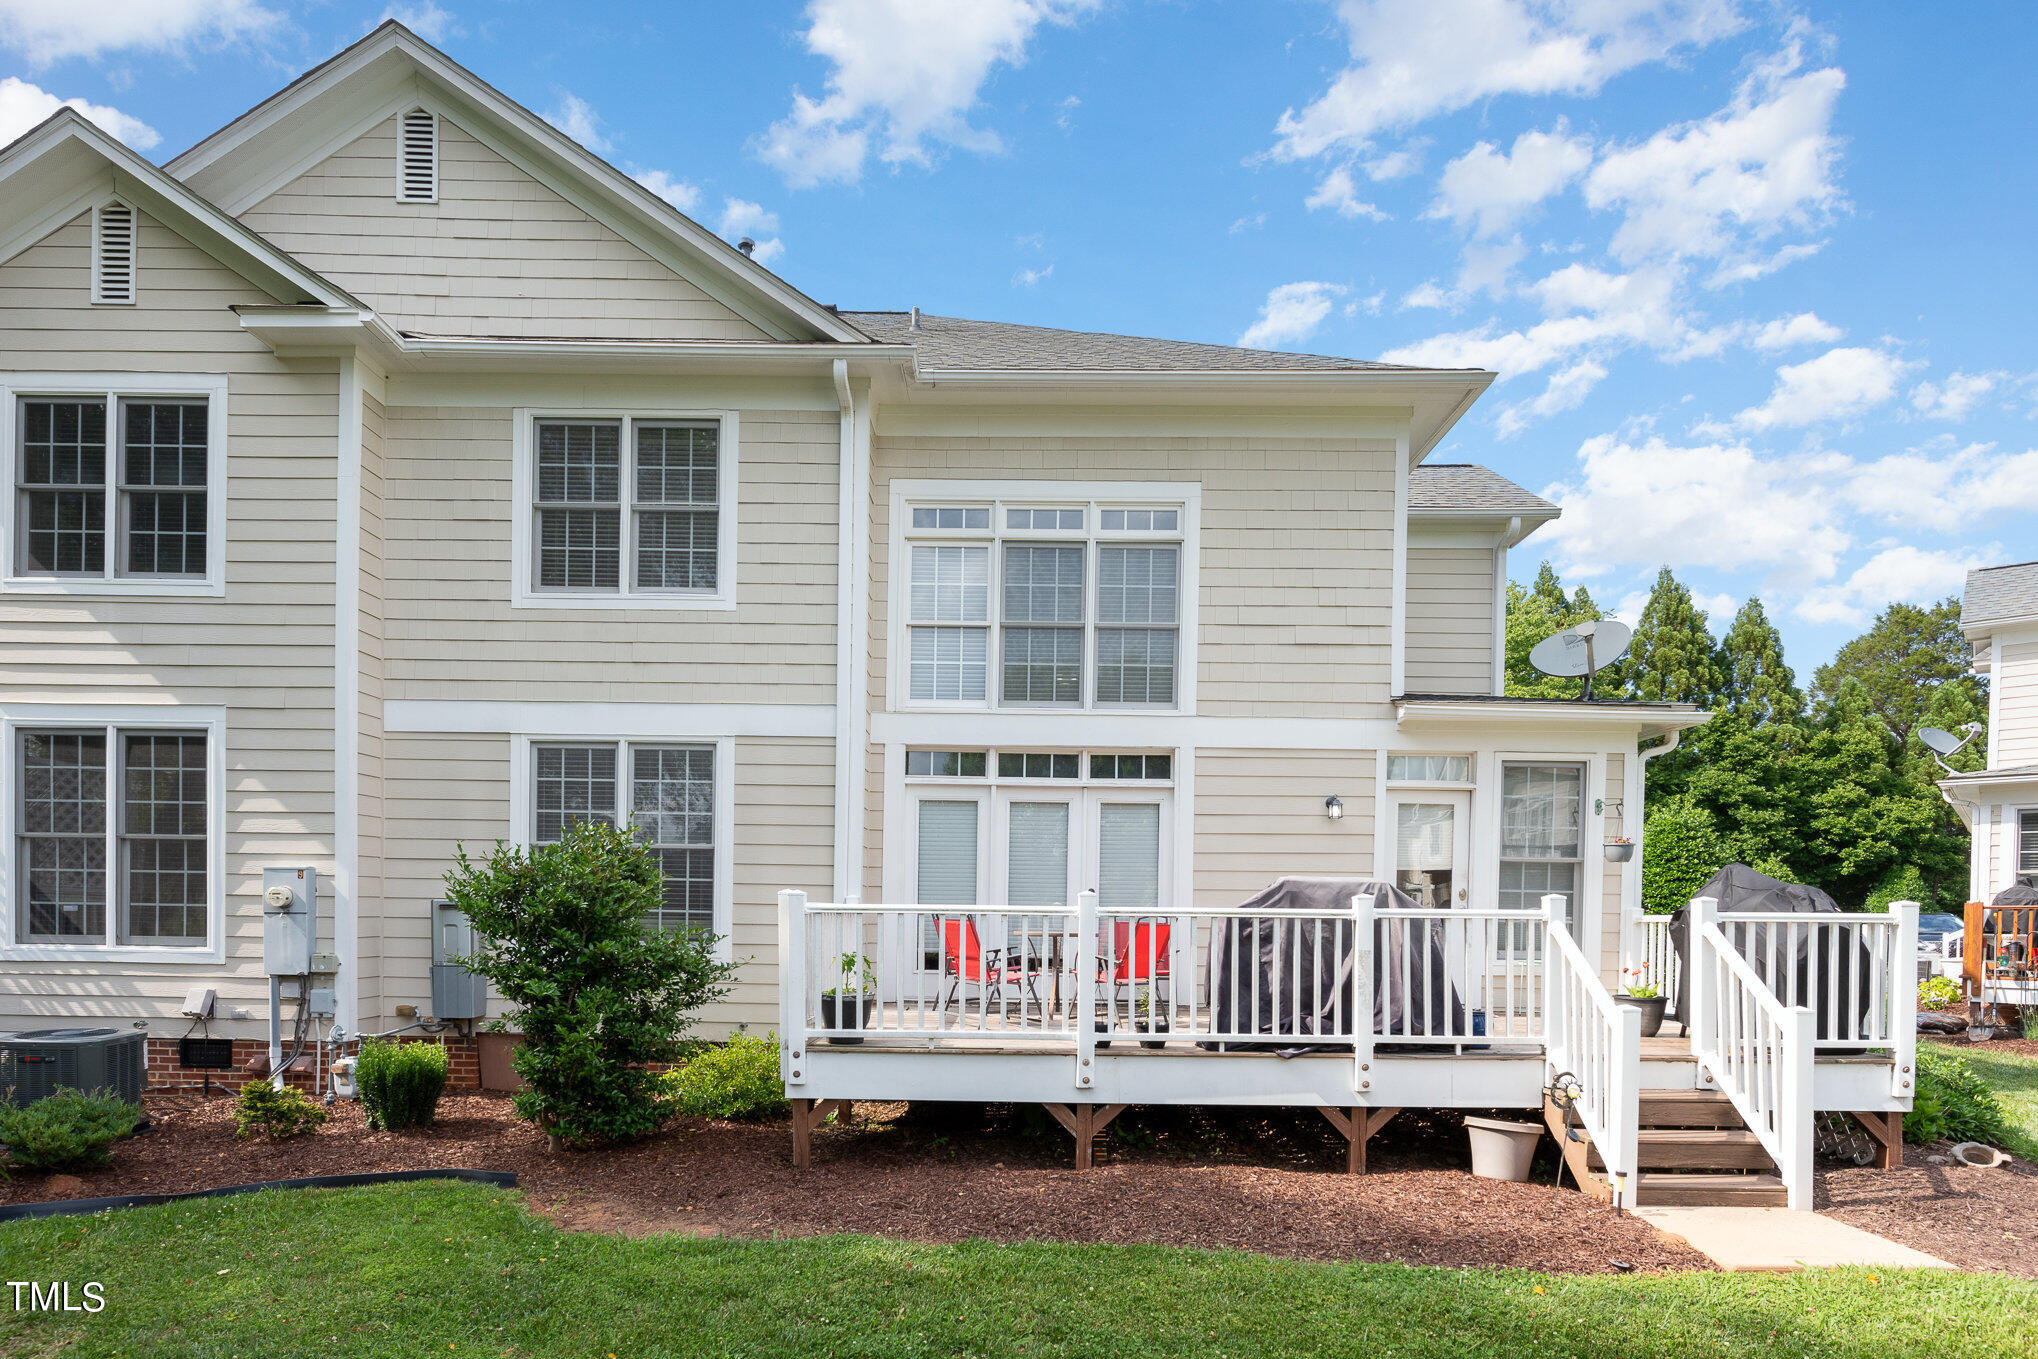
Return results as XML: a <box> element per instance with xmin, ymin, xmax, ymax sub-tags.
<box><xmin>1810</xmin><ymin>599</ymin><xmax>1974</xmax><ymax>745</ymax></box>
<box><xmin>1717</xmin><ymin>598</ymin><xmax>1802</xmax><ymax>725</ymax></box>
<box><xmin>1626</xmin><ymin>567</ymin><xmax>1724</xmax><ymax>707</ymax></box>
<box><xmin>1503</xmin><ymin>562</ymin><xmax>1625</xmax><ymax>700</ymax></box>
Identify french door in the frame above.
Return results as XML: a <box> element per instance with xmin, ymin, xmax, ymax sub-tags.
<box><xmin>1388</xmin><ymin>790</ymin><xmax>1468</xmax><ymax>910</ymax></box>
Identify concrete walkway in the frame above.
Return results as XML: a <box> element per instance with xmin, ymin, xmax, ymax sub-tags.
<box><xmin>1636</xmin><ymin>1206</ymin><xmax>1955</xmax><ymax>1271</ymax></box>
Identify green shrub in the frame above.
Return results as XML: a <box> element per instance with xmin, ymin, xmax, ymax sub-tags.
<box><xmin>664</xmin><ymin>1033</ymin><xmax>786</xmax><ymax>1121</ymax></box>
<box><xmin>233</xmin><ymin>1080</ymin><xmax>329</xmax><ymax>1142</ymax></box>
<box><xmin>1903</xmin><ymin>1090</ymin><xmax>1950</xmax><ymax>1145</ymax></box>
<box><xmin>1866</xmin><ymin>862</ymin><xmax>1933</xmax><ymax>914</ymax></box>
<box><xmin>355</xmin><ymin>1039</ymin><xmax>450</xmax><ymax>1131</ymax></box>
<box><xmin>443</xmin><ymin>819</ymin><xmax>739</xmax><ymax>1149</ymax></box>
<box><xmin>1908</xmin><ymin>1046</ymin><xmax>2011</xmax><ymax>1146</ymax></box>
<box><xmin>1917</xmin><ymin>976</ymin><xmax>1961</xmax><ymax>1011</ymax></box>
<box><xmin>1640</xmin><ymin>798</ymin><xmax>1730</xmax><ymax>915</ymax></box>
<box><xmin>0</xmin><ymin>1089</ymin><xmax>141</xmax><ymax>1171</ymax></box>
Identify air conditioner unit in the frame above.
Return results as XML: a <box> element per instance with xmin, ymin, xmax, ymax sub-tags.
<box><xmin>0</xmin><ymin>1028</ymin><xmax>147</xmax><ymax>1107</ymax></box>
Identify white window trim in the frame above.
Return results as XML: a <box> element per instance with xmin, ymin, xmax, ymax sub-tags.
<box><xmin>507</xmin><ymin>733</ymin><xmax>735</xmax><ymax>960</ymax></box>
<box><xmin>510</xmin><ymin>408</ymin><xmax>739</xmax><ymax>611</ymax></box>
<box><xmin>1384</xmin><ymin>751</ymin><xmax>1477</xmax><ymax>789</ymax></box>
<box><xmin>0</xmin><ymin>374</ymin><xmax>229</xmax><ymax>598</ymax></box>
<box><xmin>886</xmin><ymin>479</ymin><xmax>1200</xmax><ymax>715</ymax></box>
<box><xmin>0</xmin><ymin>703</ymin><xmax>227</xmax><ymax>964</ymax></box>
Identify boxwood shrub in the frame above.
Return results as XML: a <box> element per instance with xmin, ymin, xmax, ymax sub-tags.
<box><xmin>355</xmin><ymin>1038</ymin><xmax>450</xmax><ymax>1131</ymax></box>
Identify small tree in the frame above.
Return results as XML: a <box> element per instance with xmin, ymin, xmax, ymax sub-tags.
<box><xmin>443</xmin><ymin>819</ymin><xmax>738</xmax><ymax>1150</ymax></box>
<box><xmin>1641</xmin><ymin>798</ymin><xmax>1730</xmax><ymax>915</ymax></box>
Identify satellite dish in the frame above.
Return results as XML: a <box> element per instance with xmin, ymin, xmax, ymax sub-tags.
<box><xmin>1529</xmin><ymin>619</ymin><xmax>1632</xmax><ymax>700</ymax></box>
<box><xmin>1918</xmin><ymin>722</ymin><xmax>1983</xmax><ymax>773</ymax></box>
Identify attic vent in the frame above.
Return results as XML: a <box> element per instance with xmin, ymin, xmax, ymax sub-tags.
<box><xmin>92</xmin><ymin>201</ymin><xmax>136</xmax><ymax>305</ymax></box>
<box><xmin>398</xmin><ymin>108</ymin><xmax>438</xmax><ymax>201</ymax></box>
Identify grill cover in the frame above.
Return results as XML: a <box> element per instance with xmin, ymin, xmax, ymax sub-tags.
<box><xmin>1667</xmin><ymin>864</ymin><xmax>1872</xmax><ymax>1041</ymax></box>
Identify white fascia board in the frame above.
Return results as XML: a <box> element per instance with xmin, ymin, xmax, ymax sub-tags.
<box><xmin>1408</xmin><ymin>509</ymin><xmax>1560</xmax><ymax>547</ymax></box>
<box><xmin>1394</xmin><ymin>699</ymin><xmax>1712</xmax><ymax>737</ymax></box>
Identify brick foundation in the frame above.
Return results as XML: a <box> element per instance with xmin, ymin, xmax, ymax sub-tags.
<box><xmin>144</xmin><ymin>1035</ymin><xmax>485</xmax><ymax>1095</ymax></box>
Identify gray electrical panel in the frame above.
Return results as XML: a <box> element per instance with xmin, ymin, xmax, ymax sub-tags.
<box><xmin>430</xmin><ymin>899</ymin><xmax>488</xmax><ymax>1021</ymax></box>
<box><xmin>261</xmin><ymin>866</ymin><xmax>317</xmax><ymax>976</ymax></box>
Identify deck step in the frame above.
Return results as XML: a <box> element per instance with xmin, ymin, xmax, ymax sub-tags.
<box><xmin>1638</xmin><ymin>1090</ymin><xmax>1742</xmax><ymax>1127</ymax></box>
<box><xmin>1634</xmin><ymin>1172</ymin><xmax>1787</xmax><ymax>1207</ymax></box>
<box><xmin>1590</xmin><ymin>1128</ymin><xmax>1775</xmax><ymax>1172</ymax></box>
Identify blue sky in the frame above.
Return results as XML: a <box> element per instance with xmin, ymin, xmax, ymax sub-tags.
<box><xmin>2</xmin><ymin>0</ymin><xmax>2033</xmax><ymax>672</ymax></box>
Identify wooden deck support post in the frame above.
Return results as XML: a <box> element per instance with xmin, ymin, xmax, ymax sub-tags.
<box><xmin>1319</xmin><ymin>1106</ymin><xmax>1399</xmax><ymax>1174</ymax></box>
<box><xmin>790</xmin><ymin>1098</ymin><xmax>848</xmax><ymax>1169</ymax></box>
<box><xmin>1044</xmin><ymin>1103</ymin><xmax>1129</xmax><ymax>1169</ymax></box>
<box><xmin>1853</xmin><ymin>1110</ymin><xmax>1904</xmax><ymax>1170</ymax></box>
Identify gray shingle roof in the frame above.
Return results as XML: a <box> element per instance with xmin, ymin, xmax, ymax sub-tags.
<box><xmin>1963</xmin><ymin>561</ymin><xmax>2038</xmax><ymax>628</ymax></box>
<box><xmin>839</xmin><ymin>311</ymin><xmax>1457</xmax><ymax>373</ymax></box>
<box><xmin>1409</xmin><ymin>464</ymin><xmax>1557</xmax><ymax>516</ymax></box>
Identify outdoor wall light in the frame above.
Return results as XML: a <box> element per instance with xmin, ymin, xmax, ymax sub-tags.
<box><xmin>1325</xmin><ymin>796</ymin><xmax>1344</xmax><ymax>821</ymax></box>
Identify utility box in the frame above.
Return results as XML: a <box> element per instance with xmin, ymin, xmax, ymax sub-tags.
<box><xmin>430</xmin><ymin>899</ymin><xmax>487</xmax><ymax>1021</ymax></box>
<box><xmin>262</xmin><ymin>866</ymin><xmax>317</xmax><ymax>977</ymax></box>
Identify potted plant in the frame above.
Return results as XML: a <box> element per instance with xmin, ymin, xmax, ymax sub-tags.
<box><xmin>1615</xmin><ymin>966</ymin><xmax>1666</xmax><ymax>1037</ymax></box>
<box><xmin>1603</xmin><ymin>837</ymin><xmax>1635</xmax><ymax>863</ymax></box>
<box><xmin>1134</xmin><ymin>987</ymin><xmax>1171</xmax><ymax>1050</ymax></box>
<box><xmin>819</xmin><ymin>953</ymin><xmax>878</xmax><ymax>1044</ymax></box>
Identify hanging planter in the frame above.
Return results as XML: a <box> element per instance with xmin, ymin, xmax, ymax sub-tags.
<box><xmin>1603</xmin><ymin>839</ymin><xmax>1635</xmax><ymax>863</ymax></box>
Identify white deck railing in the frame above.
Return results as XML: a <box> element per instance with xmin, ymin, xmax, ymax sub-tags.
<box><xmin>1545</xmin><ymin>895</ymin><xmax>1642</xmax><ymax>1209</ymax></box>
<box><xmin>1708</xmin><ymin>905</ymin><xmax>1917</xmax><ymax>1057</ymax></box>
<box><xmin>1620</xmin><ymin>908</ymin><xmax>1679</xmax><ymax>1001</ymax></box>
<box><xmin>779</xmin><ymin>889</ymin><xmax>1552</xmax><ymax>1095</ymax></box>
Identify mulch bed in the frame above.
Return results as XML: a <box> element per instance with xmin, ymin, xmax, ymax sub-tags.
<box><xmin>0</xmin><ymin>1092</ymin><xmax>1707</xmax><ymax>1274</ymax></box>
<box><xmin>1924</xmin><ymin>1033</ymin><xmax>2038</xmax><ymax>1060</ymax></box>
<box><xmin>1819</xmin><ymin>1146</ymin><xmax>2038</xmax><ymax>1277</ymax></box>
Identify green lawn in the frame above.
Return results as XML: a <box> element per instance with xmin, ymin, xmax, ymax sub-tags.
<box><xmin>1947</xmin><ymin>1041</ymin><xmax>2038</xmax><ymax>1162</ymax></box>
<box><xmin>2</xmin><ymin>1183</ymin><xmax>2035</xmax><ymax>1358</ymax></box>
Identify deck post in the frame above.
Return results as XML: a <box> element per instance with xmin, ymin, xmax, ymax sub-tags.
<box><xmin>1606</xmin><ymin>995</ymin><xmax>1644</xmax><ymax>1210</ymax></box>
<box><xmin>1890</xmin><ymin>900</ymin><xmax>1919</xmax><ymax>1101</ymax></box>
<box><xmin>1075</xmin><ymin>888</ymin><xmax>1098</xmax><ymax>1093</ymax></box>
<box><xmin>1780</xmin><ymin>1005</ymin><xmax>1816</xmax><ymax>1210</ymax></box>
<box><xmin>1687</xmin><ymin>895</ymin><xmax>1717</xmax><ymax>1088</ymax></box>
<box><xmin>1352</xmin><ymin>892</ymin><xmax>1376</xmax><ymax>1099</ymax></box>
<box><xmin>780</xmin><ymin>889</ymin><xmax>808</xmax><ymax>1088</ymax></box>
<box><xmin>1541</xmin><ymin>894</ymin><xmax>1567</xmax><ymax>1069</ymax></box>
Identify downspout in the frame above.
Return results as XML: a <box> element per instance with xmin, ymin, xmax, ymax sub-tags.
<box><xmin>830</xmin><ymin>360</ymin><xmax>866</xmax><ymax>903</ymax></box>
<box><xmin>1625</xmin><ymin>726</ymin><xmax>1685</xmax><ymax>924</ymax></box>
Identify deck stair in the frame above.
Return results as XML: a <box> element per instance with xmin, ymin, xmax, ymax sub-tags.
<box><xmin>1546</xmin><ymin>1087</ymin><xmax>1787</xmax><ymax>1208</ymax></box>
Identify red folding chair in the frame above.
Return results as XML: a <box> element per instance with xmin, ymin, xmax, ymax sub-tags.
<box><xmin>1098</xmin><ymin>919</ymin><xmax>1172</xmax><ymax>1009</ymax></box>
<box><xmin>939</xmin><ymin>916</ymin><xmax>1041</xmax><ymax>1013</ymax></box>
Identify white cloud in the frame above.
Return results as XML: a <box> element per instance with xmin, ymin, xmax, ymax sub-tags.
<box><xmin>1228</xmin><ymin>212</ymin><xmax>1268</xmax><ymax>234</ymax></box>
<box><xmin>1013</xmin><ymin>263</ymin><xmax>1054</xmax><ymax>287</ymax></box>
<box><xmin>1055</xmin><ymin>94</ymin><xmax>1079</xmax><ymax>133</ymax></box>
<box><xmin>0</xmin><ymin>0</ymin><xmax>279</xmax><ymax>64</ymax></box>
<box><xmin>0</xmin><ymin>76</ymin><xmax>157</xmax><ymax>149</ymax></box>
<box><xmin>1796</xmin><ymin>545</ymin><xmax>1992</xmax><ymax>626</ymax></box>
<box><xmin>717</xmin><ymin>197</ymin><xmax>785</xmax><ymax>264</ymax></box>
<box><xmin>1909</xmin><ymin>370</ymin><xmax>2002</xmax><ymax>422</ymax></box>
<box><xmin>1426</xmin><ymin>123</ymin><xmax>1592</xmax><ymax>237</ymax></box>
<box><xmin>1494</xmin><ymin>358</ymin><xmax>1606</xmax><ymax>437</ymax></box>
<box><xmin>1383</xmin><ymin>261</ymin><xmax>1689</xmax><ymax>379</ymax></box>
<box><xmin>1271</xmin><ymin>0</ymin><xmax>1745</xmax><ymax>162</ymax></box>
<box><xmin>1237</xmin><ymin>281</ymin><xmax>1345</xmax><ymax>350</ymax></box>
<box><xmin>1363</xmin><ymin>144</ymin><xmax>1426</xmax><ymax>180</ymax></box>
<box><xmin>544</xmin><ymin>92</ymin><xmax>611</xmax><ymax>155</ymax></box>
<box><xmin>1838</xmin><ymin>439</ymin><xmax>2038</xmax><ymax>534</ymax></box>
<box><xmin>1584</xmin><ymin>44</ymin><xmax>1844</xmax><ymax>266</ymax></box>
<box><xmin>1734</xmin><ymin>345</ymin><xmax>1911</xmax><ymax>430</ymax></box>
<box><xmin>1750</xmin><ymin>311</ymin><xmax>1839</xmax><ymax>351</ymax></box>
<box><xmin>1304</xmin><ymin>165</ymin><xmax>1387</xmax><ymax>221</ymax></box>
<box><xmin>379</xmin><ymin>3</ymin><xmax>460</xmax><ymax>43</ymax></box>
<box><xmin>1706</xmin><ymin>239</ymin><xmax>1823</xmax><ymax>287</ymax></box>
<box><xmin>1401</xmin><ymin>281</ymin><xmax>1453</xmax><ymax>310</ymax></box>
<box><xmin>632</xmin><ymin>170</ymin><xmax>701</xmax><ymax>214</ymax></box>
<box><xmin>758</xmin><ymin>0</ymin><xmax>1101</xmax><ymax>188</ymax></box>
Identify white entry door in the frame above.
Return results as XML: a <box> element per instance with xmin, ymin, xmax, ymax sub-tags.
<box><xmin>1389</xmin><ymin>790</ymin><xmax>1469</xmax><ymax>910</ymax></box>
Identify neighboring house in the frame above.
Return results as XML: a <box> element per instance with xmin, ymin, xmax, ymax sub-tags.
<box><xmin>0</xmin><ymin>25</ymin><xmax>1911</xmax><ymax>1209</ymax></box>
<box><xmin>1946</xmin><ymin>560</ymin><xmax>2038</xmax><ymax>901</ymax></box>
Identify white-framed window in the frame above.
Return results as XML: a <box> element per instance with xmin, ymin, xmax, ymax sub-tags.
<box><xmin>893</xmin><ymin>482</ymin><xmax>1197</xmax><ymax>711</ymax></box>
<box><xmin>0</xmin><ymin>376</ymin><xmax>228</xmax><ymax>597</ymax></box>
<box><xmin>1498</xmin><ymin>760</ymin><xmax>1586</xmax><ymax>930</ymax></box>
<box><xmin>0</xmin><ymin>705</ymin><xmax>225</xmax><ymax>962</ymax></box>
<box><xmin>511</xmin><ymin>410</ymin><xmax>738</xmax><ymax>610</ymax></box>
<box><xmin>1386</xmin><ymin>753</ymin><xmax>1473</xmax><ymax>785</ymax></box>
<box><xmin>2020</xmin><ymin>808</ymin><xmax>2037</xmax><ymax>883</ymax></box>
<box><xmin>514</xmin><ymin>736</ymin><xmax>733</xmax><ymax>946</ymax></box>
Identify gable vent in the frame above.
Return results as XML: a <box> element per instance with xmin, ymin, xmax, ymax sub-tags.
<box><xmin>398</xmin><ymin>108</ymin><xmax>438</xmax><ymax>202</ymax></box>
<box><xmin>92</xmin><ymin>201</ymin><xmax>137</xmax><ymax>305</ymax></box>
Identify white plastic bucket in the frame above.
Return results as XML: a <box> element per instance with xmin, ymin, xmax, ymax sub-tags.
<box><xmin>1465</xmin><ymin>1115</ymin><xmax>1542</xmax><ymax>1182</ymax></box>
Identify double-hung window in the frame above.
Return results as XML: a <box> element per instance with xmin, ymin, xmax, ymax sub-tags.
<box><xmin>2020</xmin><ymin>808</ymin><xmax>2038</xmax><ymax>884</ymax></box>
<box><xmin>900</xmin><ymin>490</ymin><xmax>1190</xmax><ymax>709</ymax></box>
<box><xmin>529</xmin><ymin>740</ymin><xmax>723</xmax><ymax>937</ymax></box>
<box><xmin>10</xmin><ymin>718</ymin><xmax>217</xmax><ymax>953</ymax></box>
<box><xmin>517</xmin><ymin>412</ymin><xmax>734</xmax><ymax>608</ymax></box>
<box><xmin>4</xmin><ymin>379</ymin><xmax>225</xmax><ymax>594</ymax></box>
<box><xmin>1498</xmin><ymin>761</ymin><xmax>1586</xmax><ymax>932</ymax></box>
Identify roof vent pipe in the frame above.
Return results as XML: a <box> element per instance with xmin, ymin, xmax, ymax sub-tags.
<box><xmin>736</xmin><ymin>237</ymin><xmax>756</xmax><ymax>257</ymax></box>
<box><xmin>909</xmin><ymin>306</ymin><xmax>923</xmax><ymax>331</ymax></box>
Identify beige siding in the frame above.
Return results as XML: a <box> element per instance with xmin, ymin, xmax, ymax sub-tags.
<box><xmin>356</xmin><ymin>389</ymin><xmax>388</xmax><ymax>1019</ymax></box>
<box><xmin>1600</xmin><ymin>751</ymin><xmax>1626</xmax><ymax>984</ymax></box>
<box><xmin>870</xmin><ymin>432</ymin><xmax>1396</xmax><ymax>718</ymax></box>
<box><xmin>240</xmin><ymin>115</ymin><xmax>770</xmax><ymax>341</ymax></box>
<box><xmin>379</xmin><ymin>402</ymin><xmax>838</xmax><ymax>703</ymax></box>
<box><xmin>1405</xmin><ymin>544</ymin><xmax>1495</xmax><ymax>695</ymax></box>
<box><xmin>0</xmin><ymin>211</ymin><xmax>338</xmax><ymax>1037</ymax></box>
<box><xmin>379</xmin><ymin>733</ymin><xmax>832</xmax><ymax>1033</ymax></box>
<box><xmin>1195</xmin><ymin>750</ymin><xmax>1377</xmax><ymax>907</ymax></box>
<box><xmin>1999</xmin><ymin>641</ymin><xmax>2038</xmax><ymax>766</ymax></box>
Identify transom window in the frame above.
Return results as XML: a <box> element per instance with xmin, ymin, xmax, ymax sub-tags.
<box><xmin>904</xmin><ymin>750</ymin><xmax>1173</xmax><ymax>783</ymax></box>
<box><xmin>1387</xmin><ymin>754</ymin><xmax>1472</xmax><ymax>784</ymax></box>
<box><xmin>901</xmin><ymin>493</ymin><xmax>1187</xmax><ymax>709</ymax></box>
<box><xmin>14</xmin><ymin>725</ymin><xmax>210</xmax><ymax>948</ymax></box>
<box><xmin>530</xmin><ymin>740</ymin><xmax>719</xmax><ymax>935</ymax></box>
<box><xmin>517</xmin><ymin>412</ymin><xmax>734</xmax><ymax>608</ymax></box>
<box><xmin>7</xmin><ymin>387</ymin><xmax>220</xmax><ymax>590</ymax></box>
<box><xmin>1499</xmin><ymin>761</ymin><xmax>1585</xmax><ymax>931</ymax></box>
